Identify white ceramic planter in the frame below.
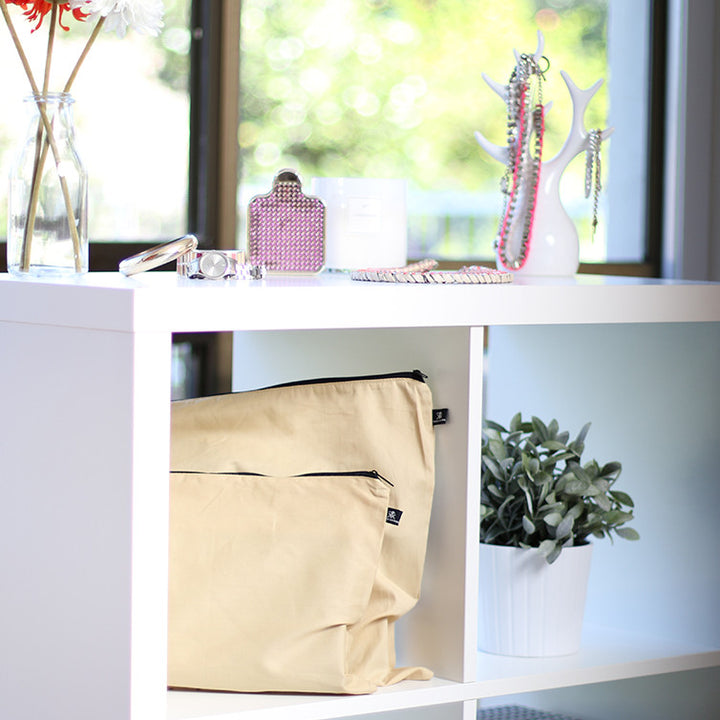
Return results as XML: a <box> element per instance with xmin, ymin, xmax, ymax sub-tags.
<box><xmin>477</xmin><ymin>542</ymin><xmax>593</xmax><ymax>657</ymax></box>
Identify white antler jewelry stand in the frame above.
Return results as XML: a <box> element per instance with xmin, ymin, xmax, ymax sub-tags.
<box><xmin>475</xmin><ymin>31</ymin><xmax>613</xmax><ymax>276</ymax></box>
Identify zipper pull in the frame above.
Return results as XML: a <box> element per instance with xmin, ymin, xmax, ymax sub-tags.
<box><xmin>369</xmin><ymin>469</ymin><xmax>394</xmax><ymax>487</ymax></box>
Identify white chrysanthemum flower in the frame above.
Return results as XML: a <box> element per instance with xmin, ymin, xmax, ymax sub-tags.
<box><xmin>69</xmin><ymin>0</ymin><xmax>164</xmax><ymax>38</ymax></box>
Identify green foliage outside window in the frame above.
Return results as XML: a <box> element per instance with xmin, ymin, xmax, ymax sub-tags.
<box><xmin>238</xmin><ymin>0</ymin><xmax>609</xmax><ymax>260</ymax></box>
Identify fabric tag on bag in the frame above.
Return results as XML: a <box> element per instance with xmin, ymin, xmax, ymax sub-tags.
<box><xmin>386</xmin><ymin>508</ymin><xmax>403</xmax><ymax>526</ymax></box>
<box><xmin>432</xmin><ymin>408</ymin><xmax>449</xmax><ymax>425</ymax></box>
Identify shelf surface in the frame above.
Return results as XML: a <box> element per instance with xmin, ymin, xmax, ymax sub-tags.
<box><xmin>167</xmin><ymin>676</ymin><xmax>475</xmax><ymax>720</ymax></box>
<box><xmin>474</xmin><ymin>625</ymin><xmax>720</xmax><ymax>698</ymax></box>
<box><xmin>1</xmin><ymin>271</ymin><xmax>720</xmax><ymax>334</ymax></box>
<box><xmin>165</xmin><ymin>627</ymin><xmax>720</xmax><ymax>719</ymax></box>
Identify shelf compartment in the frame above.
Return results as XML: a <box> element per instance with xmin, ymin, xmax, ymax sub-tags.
<box><xmin>166</xmin><ymin>628</ymin><xmax>720</xmax><ymax>719</ymax></box>
<box><xmin>475</xmin><ymin>625</ymin><xmax>720</xmax><ymax>698</ymax></box>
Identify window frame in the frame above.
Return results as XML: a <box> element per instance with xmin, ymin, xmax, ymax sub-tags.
<box><xmin>0</xmin><ymin>1</ymin><xmax>673</xmax><ymax>278</ymax></box>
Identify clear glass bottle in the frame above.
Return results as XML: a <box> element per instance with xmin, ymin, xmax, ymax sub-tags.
<box><xmin>7</xmin><ymin>93</ymin><xmax>88</xmax><ymax>277</ymax></box>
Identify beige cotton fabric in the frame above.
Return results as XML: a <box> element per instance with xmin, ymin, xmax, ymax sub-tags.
<box><xmin>169</xmin><ymin>373</ymin><xmax>436</xmax><ymax>694</ymax></box>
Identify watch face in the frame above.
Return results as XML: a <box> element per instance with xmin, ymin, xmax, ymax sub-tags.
<box><xmin>198</xmin><ymin>251</ymin><xmax>230</xmax><ymax>279</ymax></box>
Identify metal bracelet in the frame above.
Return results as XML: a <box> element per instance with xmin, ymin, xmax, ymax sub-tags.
<box><xmin>119</xmin><ymin>234</ymin><xmax>198</xmax><ymax>276</ymax></box>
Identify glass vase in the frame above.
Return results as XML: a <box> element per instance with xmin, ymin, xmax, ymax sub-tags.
<box><xmin>7</xmin><ymin>93</ymin><xmax>88</xmax><ymax>277</ymax></box>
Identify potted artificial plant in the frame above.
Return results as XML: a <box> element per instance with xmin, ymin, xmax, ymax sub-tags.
<box><xmin>479</xmin><ymin>413</ymin><xmax>639</xmax><ymax>657</ymax></box>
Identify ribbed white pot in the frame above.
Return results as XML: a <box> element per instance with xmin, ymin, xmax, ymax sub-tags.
<box><xmin>477</xmin><ymin>542</ymin><xmax>593</xmax><ymax>657</ymax></box>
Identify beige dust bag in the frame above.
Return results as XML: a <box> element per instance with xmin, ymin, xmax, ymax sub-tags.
<box><xmin>168</xmin><ymin>371</ymin><xmax>436</xmax><ymax>694</ymax></box>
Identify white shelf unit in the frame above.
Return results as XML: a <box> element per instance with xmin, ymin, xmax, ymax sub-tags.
<box><xmin>1</xmin><ymin>271</ymin><xmax>719</xmax><ymax>720</ymax></box>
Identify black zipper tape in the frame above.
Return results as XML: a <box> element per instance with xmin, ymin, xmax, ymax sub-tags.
<box><xmin>264</xmin><ymin>369</ymin><xmax>427</xmax><ymax>391</ymax></box>
<box><xmin>171</xmin><ymin>468</ymin><xmax>394</xmax><ymax>487</ymax></box>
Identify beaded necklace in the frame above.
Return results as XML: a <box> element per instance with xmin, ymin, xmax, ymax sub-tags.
<box><xmin>496</xmin><ymin>54</ymin><xmax>547</xmax><ymax>271</ymax></box>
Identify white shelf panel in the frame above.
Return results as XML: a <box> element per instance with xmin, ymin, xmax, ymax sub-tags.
<box><xmin>474</xmin><ymin>625</ymin><xmax>720</xmax><ymax>698</ymax></box>
<box><xmin>167</xmin><ymin>677</ymin><xmax>476</xmax><ymax>720</ymax></box>
<box><xmin>2</xmin><ymin>272</ymin><xmax>720</xmax><ymax>333</ymax></box>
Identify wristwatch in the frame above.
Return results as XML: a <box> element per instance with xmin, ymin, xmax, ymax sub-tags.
<box><xmin>179</xmin><ymin>250</ymin><xmax>245</xmax><ymax>280</ymax></box>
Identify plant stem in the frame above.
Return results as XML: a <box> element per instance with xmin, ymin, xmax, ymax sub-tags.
<box><xmin>1</xmin><ymin>0</ymin><xmax>83</xmax><ymax>273</ymax></box>
<box><xmin>44</xmin><ymin>4</ymin><xmax>56</xmax><ymax>91</ymax></box>
<box><xmin>64</xmin><ymin>16</ymin><xmax>106</xmax><ymax>93</ymax></box>
<box><xmin>22</xmin><ymin>15</ymin><xmax>106</xmax><ymax>271</ymax></box>
<box><xmin>22</xmin><ymin>2</ymin><xmax>58</xmax><ymax>271</ymax></box>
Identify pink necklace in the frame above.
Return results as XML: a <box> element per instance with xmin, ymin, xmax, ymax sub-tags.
<box><xmin>496</xmin><ymin>54</ymin><xmax>546</xmax><ymax>271</ymax></box>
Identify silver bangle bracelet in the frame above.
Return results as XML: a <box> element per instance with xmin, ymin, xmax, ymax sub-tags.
<box><xmin>119</xmin><ymin>234</ymin><xmax>198</xmax><ymax>276</ymax></box>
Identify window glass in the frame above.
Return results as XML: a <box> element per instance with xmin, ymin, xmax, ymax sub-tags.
<box><xmin>0</xmin><ymin>0</ymin><xmax>190</xmax><ymax>242</ymax></box>
<box><xmin>237</xmin><ymin>0</ymin><xmax>649</xmax><ymax>265</ymax></box>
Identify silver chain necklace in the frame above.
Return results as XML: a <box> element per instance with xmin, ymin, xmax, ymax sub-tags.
<box><xmin>496</xmin><ymin>53</ymin><xmax>547</xmax><ymax>270</ymax></box>
<box><xmin>585</xmin><ymin>128</ymin><xmax>602</xmax><ymax>241</ymax></box>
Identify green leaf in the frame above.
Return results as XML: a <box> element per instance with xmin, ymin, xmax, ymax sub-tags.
<box><xmin>538</xmin><ymin>539</ymin><xmax>562</xmax><ymax>564</ymax></box>
<box><xmin>524</xmin><ymin>439</ymin><xmax>539</xmax><ymax>457</ymax></box>
<box><xmin>521</xmin><ymin>453</ymin><xmax>540</xmax><ymax>477</ymax></box>
<box><xmin>544</xmin><ymin>511</ymin><xmax>563</xmax><ymax>527</ymax></box>
<box><xmin>604</xmin><ymin>509</ymin><xmax>634</xmax><ymax>525</ymax></box>
<box><xmin>563</xmin><ymin>476</ymin><xmax>591</xmax><ymax>495</ymax></box>
<box><xmin>497</xmin><ymin>495</ymin><xmax>516</xmax><ymax>523</ymax></box>
<box><xmin>594</xmin><ymin>493</ymin><xmax>613</xmax><ymax>512</ymax></box>
<box><xmin>531</xmin><ymin>416</ymin><xmax>549</xmax><ymax>441</ymax></box>
<box><xmin>556</xmin><ymin>513</ymin><xmax>574</xmax><ymax>539</ymax></box>
<box><xmin>600</xmin><ymin>461</ymin><xmax>622</xmax><ymax>479</ymax></box>
<box><xmin>481</xmin><ymin>522</ymin><xmax>505</xmax><ymax>543</ymax></box>
<box><xmin>486</xmin><ymin>484</ymin><xmax>504</xmax><ymax>499</ymax></box>
<box><xmin>482</xmin><ymin>455</ymin><xmax>505</xmax><ymax>481</ymax></box>
<box><xmin>575</xmin><ymin>421</ymin><xmax>591</xmax><ymax>447</ymax></box>
<box><xmin>509</xmin><ymin>412</ymin><xmax>522</xmax><ymax>432</ymax></box>
<box><xmin>591</xmin><ymin>478</ymin><xmax>610</xmax><ymax>495</ymax></box>
<box><xmin>610</xmin><ymin>490</ymin><xmax>634</xmax><ymax>507</ymax></box>
<box><xmin>569</xmin><ymin>463</ymin><xmax>592</xmax><ymax>483</ymax></box>
<box><xmin>547</xmin><ymin>418</ymin><xmax>559</xmax><ymax>439</ymax></box>
<box><xmin>500</xmin><ymin>457</ymin><xmax>515</xmax><ymax>473</ymax></box>
<box><xmin>484</xmin><ymin>419</ymin><xmax>508</xmax><ymax>434</ymax></box>
<box><xmin>506</xmin><ymin>430</ymin><xmax>525</xmax><ymax>446</ymax></box>
<box><xmin>522</xmin><ymin>515</ymin><xmax>536</xmax><ymax>534</ymax></box>
<box><xmin>541</xmin><ymin>450</ymin><xmax>576</xmax><ymax>465</ymax></box>
<box><xmin>540</xmin><ymin>440</ymin><xmax>568</xmax><ymax>451</ymax></box>
<box><xmin>488</xmin><ymin>438</ymin><xmax>507</xmax><ymax>461</ymax></box>
<box><xmin>615</xmin><ymin>526</ymin><xmax>640</xmax><ymax>540</ymax></box>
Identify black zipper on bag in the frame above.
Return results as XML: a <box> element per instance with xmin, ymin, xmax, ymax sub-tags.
<box><xmin>264</xmin><ymin>369</ymin><xmax>427</xmax><ymax>392</ymax></box>
<box><xmin>296</xmin><ymin>469</ymin><xmax>394</xmax><ymax>487</ymax></box>
<box><xmin>175</xmin><ymin>370</ymin><xmax>427</xmax><ymax>402</ymax></box>
<box><xmin>170</xmin><ymin>468</ymin><xmax>394</xmax><ymax>487</ymax></box>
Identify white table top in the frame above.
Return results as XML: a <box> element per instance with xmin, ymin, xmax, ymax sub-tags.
<box><xmin>1</xmin><ymin>270</ymin><xmax>718</xmax><ymax>333</ymax></box>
